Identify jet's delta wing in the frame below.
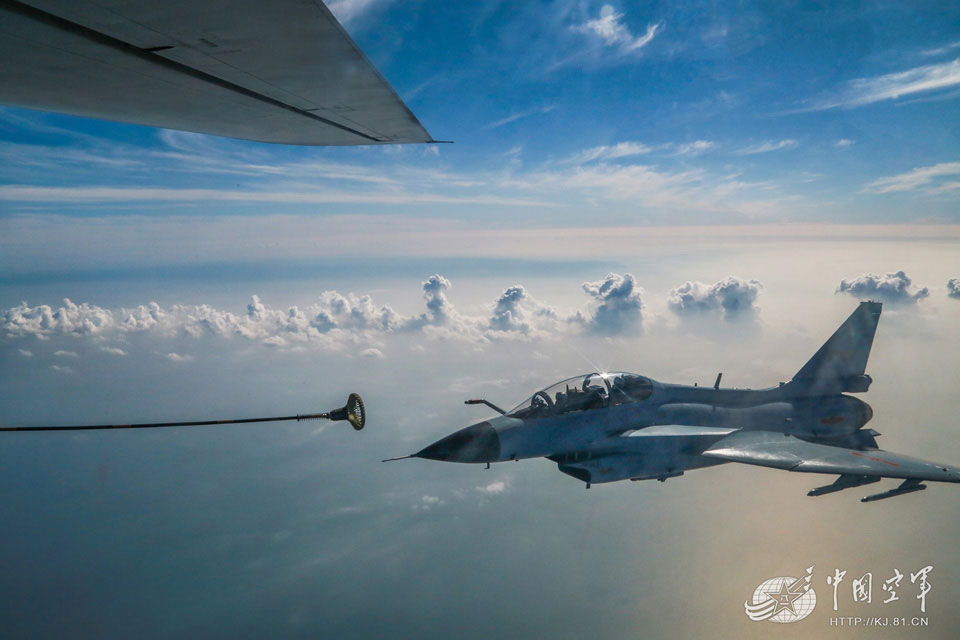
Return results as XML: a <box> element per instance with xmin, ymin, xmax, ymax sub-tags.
<box><xmin>702</xmin><ymin>430</ymin><xmax>960</xmax><ymax>483</ymax></box>
<box><xmin>0</xmin><ymin>0</ymin><xmax>434</xmax><ymax>145</ymax></box>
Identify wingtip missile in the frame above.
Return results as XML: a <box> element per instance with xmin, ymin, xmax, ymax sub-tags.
<box><xmin>808</xmin><ymin>474</ymin><xmax>880</xmax><ymax>497</ymax></box>
<box><xmin>861</xmin><ymin>479</ymin><xmax>927</xmax><ymax>502</ymax></box>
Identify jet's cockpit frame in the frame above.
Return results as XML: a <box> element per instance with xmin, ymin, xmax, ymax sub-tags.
<box><xmin>507</xmin><ymin>372</ymin><xmax>654</xmax><ymax>420</ymax></box>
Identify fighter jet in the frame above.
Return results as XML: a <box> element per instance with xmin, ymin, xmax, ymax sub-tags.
<box><xmin>391</xmin><ymin>302</ymin><xmax>960</xmax><ymax>502</ymax></box>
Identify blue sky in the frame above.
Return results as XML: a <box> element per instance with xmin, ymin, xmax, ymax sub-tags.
<box><xmin>2</xmin><ymin>2</ymin><xmax>960</xmax><ymax>638</ymax></box>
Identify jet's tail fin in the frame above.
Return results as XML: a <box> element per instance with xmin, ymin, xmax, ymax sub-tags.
<box><xmin>787</xmin><ymin>301</ymin><xmax>882</xmax><ymax>396</ymax></box>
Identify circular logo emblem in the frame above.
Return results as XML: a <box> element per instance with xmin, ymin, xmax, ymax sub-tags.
<box><xmin>745</xmin><ymin>567</ymin><xmax>817</xmax><ymax>623</ymax></box>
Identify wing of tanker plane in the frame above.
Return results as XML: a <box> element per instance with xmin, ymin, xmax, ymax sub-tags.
<box><xmin>0</xmin><ymin>0</ymin><xmax>435</xmax><ymax>145</ymax></box>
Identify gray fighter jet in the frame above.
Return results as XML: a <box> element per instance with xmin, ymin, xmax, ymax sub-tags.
<box><xmin>392</xmin><ymin>302</ymin><xmax>960</xmax><ymax>501</ymax></box>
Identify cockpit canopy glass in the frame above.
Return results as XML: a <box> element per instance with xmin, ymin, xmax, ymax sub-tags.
<box><xmin>507</xmin><ymin>372</ymin><xmax>653</xmax><ymax>420</ymax></box>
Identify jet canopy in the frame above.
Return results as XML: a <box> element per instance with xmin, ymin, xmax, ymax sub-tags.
<box><xmin>507</xmin><ymin>372</ymin><xmax>653</xmax><ymax>420</ymax></box>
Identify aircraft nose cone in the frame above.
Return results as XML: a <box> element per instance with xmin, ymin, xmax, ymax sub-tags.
<box><xmin>415</xmin><ymin>422</ymin><xmax>500</xmax><ymax>463</ymax></box>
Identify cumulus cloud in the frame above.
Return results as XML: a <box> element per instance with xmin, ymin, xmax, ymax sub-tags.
<box><xmin>54</xmin><ymin>350</ymin><xmax>78</xmax><ymax>357</ymax></box>
<box><xmin>575</xmin><ymin>273</ymin><xmax>645</xmax><ymax>335</ymax></box>
<box><xmin>573</xmin><ymin>6</ymin><xmax>662</xmax><ymax>54</ymax></box>
<box><xmin>946</xmin><ymin>278</ymin><xmax>960</xmax><ymax>299</ymax></box>
<box><xmin>488</xmin><ymin>286</ymin><xmax>558</xmax><ymax>336</ymax></box>
<box><xmin>312</xmin><ymin>291</ymin><xmax>402</xmax><ymax>334</ymax></box>
<box><xmin>100</xmin><ymin>346</ymin><xmax>127</xmax><ymax>356</ymax></box>
<box><xmin>50</xmin><ymin>364</ymin><xmax>72</xmax><ymax>374</ymax></box>
<box><xmin>836</xmin><ymin>271</ymin><xmax>929</xmax><ymax>304</ymax></box>
<box><xmin>166</xmin><ymin>352</ymin><xmax>194</xmax><ymax>362</ymax></box>
<box><xmin>419</xmin><ymin>274</ymin><xmax>453</xmax><ymax>326</ymax></box>
<box><xmin>835</xmin><ymin>139</ymin><xmax>855</xmax><ymax>148</ymax></box>
<box><xmin>120</xmin><ymin>302</ymin><xmax>167</xmax><ymax>331</ymax></box>
<box><xmin>18</xmin><ymin>348</ymin><xmax>32</xmax><ymax>357</ymax></box>
<box><xmin>360</xmin><ymin>348</ymin><xmax>385</xmax><ymax>359</ymax></box>
<box><xmin>3</xmin><ymin>298</ymin><xmax>114</xmax><ymax>337</ymax></box>
<box><xmin>667</xmin><ymin>276</ymin><xmax>763</xmax><ymax>318</ymax></box>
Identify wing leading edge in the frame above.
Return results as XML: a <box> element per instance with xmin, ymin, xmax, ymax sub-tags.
<box><xmin>703</xmin><ymin>430</ymin><xmax>960</xmax><ymax>483</ymax></box>
<box><xmin>0</xmin><ymin>0</ymin><xmax>435</xmax><ymax>145</ymax></box>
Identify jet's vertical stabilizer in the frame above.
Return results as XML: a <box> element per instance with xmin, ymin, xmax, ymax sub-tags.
<box><xmin>788</xmin><ymin>301</ymin><xmax>881</xmax><ymax>396</ymax></box>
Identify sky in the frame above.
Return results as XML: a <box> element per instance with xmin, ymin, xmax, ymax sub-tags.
<box><xmin>1</xmin><ymin>1</ymin><xmax>960</xmax><ymax>638</ymax></box>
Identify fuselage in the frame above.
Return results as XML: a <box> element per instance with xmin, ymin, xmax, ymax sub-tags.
<box><xmin>414</xmin><ymin>373</ymin><xmax>875</xmax><ymax>484</ymax></box>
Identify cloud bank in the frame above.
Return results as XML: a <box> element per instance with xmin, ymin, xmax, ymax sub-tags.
<box><xmin>2</xmin><ymin>273</ymin><xmax>649</xmax><ymax>355</ymax></box>
<box><xmin>836</xmin><ymin>270</ymin><xmax>929</xmax><ymax>304</ymax></box>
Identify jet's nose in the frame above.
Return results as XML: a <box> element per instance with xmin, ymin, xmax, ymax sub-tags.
<box><xmin>415</xmin><ymin>421</ymin><xmax>500</xmax><ymax>463</ymax></box>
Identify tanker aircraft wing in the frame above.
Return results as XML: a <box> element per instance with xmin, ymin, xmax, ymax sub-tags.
<box><xmin>0</xmin><ymin>0</ymin><xmax>435</xmax><ymax>145</ymax></box>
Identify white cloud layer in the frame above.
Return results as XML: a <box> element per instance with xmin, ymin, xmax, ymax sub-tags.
<box><xmin>836</xmin><ymin>271</ymin><xmax>929</xmax><ymax>304</ymax></box>
<box><xmin>667</xmin><ymin>276</ymin><xmax>763</xmax><ymax>318</ymax></box>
